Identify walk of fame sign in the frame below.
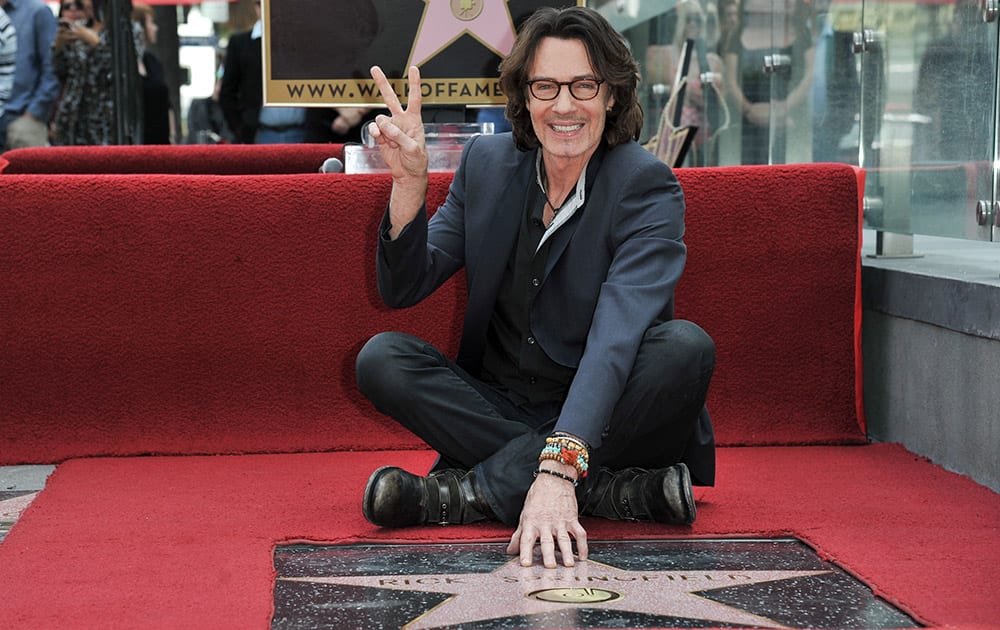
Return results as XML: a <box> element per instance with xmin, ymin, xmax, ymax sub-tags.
<box><xmin>272</xmin><ymin>539</ymin><xmax>920</xmax><ymax>628</ymax></box>
<box><xmin>262</xmin><ymin>0</ymin><xmax>582</xmax><ymax>107</ymax></box>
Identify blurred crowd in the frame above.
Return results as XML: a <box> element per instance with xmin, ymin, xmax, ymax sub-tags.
<box><xmin>0</xmin><ymin>0</ymin><xmax>170</xmax><ymax>149</ymax></box>
<box><xmin>0</xmin><ymin>0</ymin><xmax>381</xmax><ymax>151</ymax></box>
<box><xmin>214</xmin><ymin>0</ymin><xmax>372</xmax><ymax>145</ymax></box>
<box><xmin>1</xmin><ymin>0</ymin><xmax>968</xmax><ymax>168</ymax></box>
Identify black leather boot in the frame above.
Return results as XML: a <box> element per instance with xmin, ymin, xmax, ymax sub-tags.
<box><xmin>581</xmin><ymin>464</ymin><xmax>696</xmax><ymax>525</ymax></box>
<box><xmin>362</xmin><ymin>467</ymin><xmax>494</xmax><ymax>527</ymax></box>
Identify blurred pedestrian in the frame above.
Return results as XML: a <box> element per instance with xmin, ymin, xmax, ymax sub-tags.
<box><xmin>50</xmin><ymin>0</ymin><xmax>114</xmax><ymax>145</ymax></box>
<box><xmin>0</xmin><ymin>0</ymin><xmax>59</xmax><ymax>150</ymax></box>
<box><xmin>303</xmin><ymin>106</ymin><xmax>372</xmax><ymax>143</ymax></box>
<box><xmin>0</xmin><ymin>9</ymin><xmax>15</xmax><ymax>118</ymax></box>
<box><xmin>132</xmin><ymin>3</ymin><xmax>172</xmax><ymax>143</ymax></box>
<box><xmin>220</xmin><ymin>0</ymin><xmax>305</xmax><ymax>144</ymax></box>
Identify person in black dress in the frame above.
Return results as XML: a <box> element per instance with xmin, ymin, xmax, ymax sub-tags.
<box><xmin>132</xmin><ymin>3</ymin><xmax>171</xmax><ymax>144</ymax></box>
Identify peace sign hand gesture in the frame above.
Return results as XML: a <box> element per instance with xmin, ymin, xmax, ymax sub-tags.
<box><xmin>368</xmin><ymin>65</ymin><xmax>428</xmax><ymax>238</ymax></box>
<box><xmin>368</xmin><ymin>66</ymin><xmax>428</xmax><ymax>181</ymax></box>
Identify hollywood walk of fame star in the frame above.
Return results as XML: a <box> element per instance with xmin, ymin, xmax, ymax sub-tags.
<box><xmin>280</xmin><ymin>556</ymin><xmax>832</xmax><ymax>628</ymax></box>
<box><xmin>409</xmin><ymin>0</ymin><xmax>517</xmax><ymax>68</ymax></box>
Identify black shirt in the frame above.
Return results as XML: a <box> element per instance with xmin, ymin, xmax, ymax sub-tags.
<box><xmin>480</xmin><ymin>175</ymin><xmax>577</xmax><ymax>407</ymax></box>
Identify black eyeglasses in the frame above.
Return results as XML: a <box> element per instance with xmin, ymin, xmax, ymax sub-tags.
<box><xmin>62</xmin><ymin>2</ymin><xmax>83</xmax><ymax>9</ymax></box>
<box><xmin>526</xmin><ymin>78</ymin><xmax>605</xmax><ymax>101</ymax></box>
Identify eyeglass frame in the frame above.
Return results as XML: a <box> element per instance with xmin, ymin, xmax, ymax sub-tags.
<box><xmin>525</xmin><ymin>78</ymin><xmax>606</xmax><ymax>101</ymax></box>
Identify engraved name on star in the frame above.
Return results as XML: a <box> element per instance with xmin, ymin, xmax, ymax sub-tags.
<box><xmin>409</xmin><ymin>0</ymin><xmax>517</xmax><ymax>68</ymax></box>
<box><xmin>280</xmin><ymin>556</ymin><xmax>832</xmax><ymax>628</ymax></box>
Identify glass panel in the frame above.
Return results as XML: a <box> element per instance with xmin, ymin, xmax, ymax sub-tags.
<box><xmin>813</xmin><ymin>0</ymin><xmax>864</xmax><ymax>165</ymax></box>
<box><xmin>861</xmin><ymin>0</ymin><xmax>998</xmax><ymax>241</ymax></box>
<box><xmin>718</xmin><ymin>0</ymin><xmax>824</xmax><ymax>165</ymax></box>
<box><xmin>610</xmin><ymin>0</ymin><xmax>730</xmax><ymax>167</ymax></box>
<box><xmin>598</xmin><ymin>0</ymin><xmax>998</xmax><ymax>241</ymax></box>
<box><xmin>766</xmin><ymin>0</ymin><xmax>813</xmax><ymax>164</ymax></box>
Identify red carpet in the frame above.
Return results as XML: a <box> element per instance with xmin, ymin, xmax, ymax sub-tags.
<box><xmin>5</xmin><ymin>158</ymin><xmax>965</xmax><ymax>627</ymax></box>
<box><xmin>0</xmin><ymin>444</ymin><xmax>996</xmax><ymax>628</ymax></box>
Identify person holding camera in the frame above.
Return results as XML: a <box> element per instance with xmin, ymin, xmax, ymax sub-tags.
<box><xmin>50</xmin><ymin>0</ymin><xmax>113</xmax><ymax>145</ymax></box>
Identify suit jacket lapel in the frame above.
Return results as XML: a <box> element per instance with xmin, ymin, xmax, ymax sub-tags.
<box><xmin>472</xmin><ymin>156</ymin><xmax>533</xmax><ymax>285</ymax></box>
<box><xmin>457</xmin><ymin>151</ymin><xmax>534</xmax><ymax>370</ymax></box>
<box><xmin>543</xmin><ymin>213</ymin><xmax>582</xmax><ymax>279</ymax></box>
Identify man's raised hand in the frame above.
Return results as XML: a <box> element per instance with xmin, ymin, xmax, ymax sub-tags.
<box><xmin>367</xmin><ymin>65</ymin><xmax>428</xmax><ymax>182</ymax></box>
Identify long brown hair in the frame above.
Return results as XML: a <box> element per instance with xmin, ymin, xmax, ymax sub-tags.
<box><xmin>499</xmin><ymin>6</ymin><xmax>643</xmax><ymax>150</ymax></box>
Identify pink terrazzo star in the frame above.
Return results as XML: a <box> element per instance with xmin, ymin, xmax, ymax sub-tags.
<box><xmin>281</xmin><ymin>556</ymin><xmax>832</xmax><ymax>628</ymax></box>
<box><xmin>409</xmin><ymin>0</ymin><xmax>516</xmax><ymax>67</ymax></box>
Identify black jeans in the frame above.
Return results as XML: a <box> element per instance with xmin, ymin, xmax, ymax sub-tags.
<box><xmin>355</xmin><ymin>319</ymin><xmax>715</xmax><ymax>526</ymax></box>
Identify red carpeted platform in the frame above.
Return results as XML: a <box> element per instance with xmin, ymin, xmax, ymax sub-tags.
<box><xmin>0</xmin><ymin>445</ymin><xmax>996</xmax><ymax>628</ymax></box>
<box><xmin>0</xmin><ymin>164</ymin><xmax>865</xmax><ymax>464</ymax></box>
<box><xmin>3</xmin><ymin>158</ymin><xmax>995</xmax><ymax>627</ymax></box>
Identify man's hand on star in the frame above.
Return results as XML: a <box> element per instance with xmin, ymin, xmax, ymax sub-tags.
<box><xmin>506</xmin><ymin>461</ymin><xmax>588</xmax><ymax>568</ymax></box>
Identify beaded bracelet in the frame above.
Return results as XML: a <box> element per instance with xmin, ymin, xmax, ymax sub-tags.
<box><xmin>543</xmin><ymin>436</ymin><xmax>590</xmax><ymax>469</ymax></box>
<box><xmin>534</xmin><ymin>467</ymin><xmax>579</xmax><ymax>487</ymax></box>
<box><xmin>538</xmin><ymin>446</ymin><xmax>590</xmax><ymax>478</ymax></box>
<box><xmin>551</xmin><ymin>431</ymin><xmax>591</xmax><ymax>451</ymax></box>
<box><xmin>539</xmin><ymin>435</ymin><xmax>589</xmax><ymax>478</ymax></box>
<box><xmin>547</xmin><ymin>435</ymin><xmax>591</xmax><ymax>459</ymax></box>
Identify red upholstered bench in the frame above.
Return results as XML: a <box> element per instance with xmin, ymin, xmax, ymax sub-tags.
<box><xmin>0</xmin><ymin>163</ymin><xmax>864</xmax><ymax>462</ymax></box>
<box><xmin>0</xmin><ymin>143</ymin><xmax>344</xmax><ymax>175</ymax></box>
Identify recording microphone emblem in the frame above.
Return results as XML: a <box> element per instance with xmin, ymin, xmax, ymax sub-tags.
<box><xmin>319</xmin><ymin>157</ymin><xmax>345</xmax><ymax>173</ymax></box>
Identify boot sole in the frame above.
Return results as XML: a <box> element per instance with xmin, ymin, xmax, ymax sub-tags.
<box><xmin>672</xmin><ymin>463</ymin><xmax>696</xmax><ymax>525</ymax></box>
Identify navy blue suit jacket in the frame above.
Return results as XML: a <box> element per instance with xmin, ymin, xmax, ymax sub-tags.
<box><xmin>377</xmin><ymin>133</ymin><xmax>714</xmax><ymax>482</ymax></box>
